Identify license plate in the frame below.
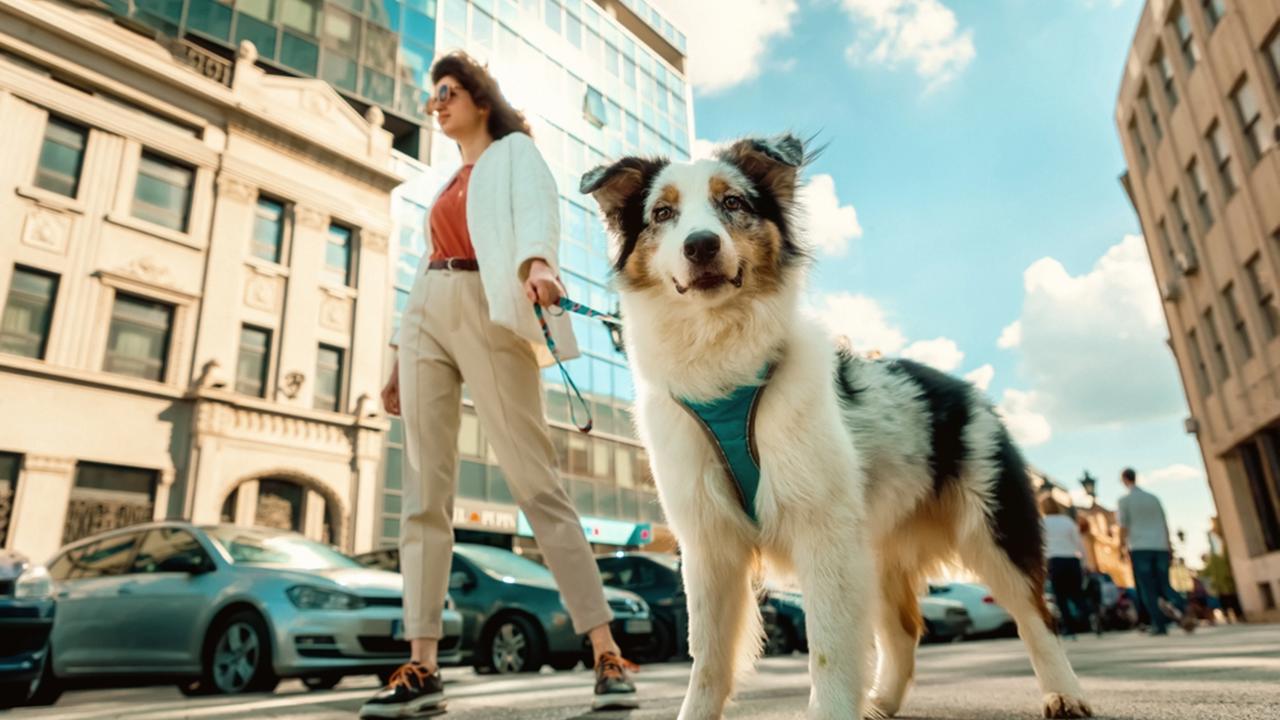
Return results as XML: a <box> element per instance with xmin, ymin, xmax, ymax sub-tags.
<box><xmin>390</xmin><ymin>619</ymin><xmax>404</xmax><ymax>640</ymax></box>
<box><xmin>624</xmin><ymin>619</ymin><xmax>651</xmax><ymax>635</ymax></box>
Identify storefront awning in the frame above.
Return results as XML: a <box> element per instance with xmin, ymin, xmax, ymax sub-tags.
<box><xmin>517</xmin><ymin>512</ymin><xmax>652</xmax><ymax>546</ymax></box>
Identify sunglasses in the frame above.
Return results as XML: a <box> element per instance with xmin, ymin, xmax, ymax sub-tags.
<box><xmin>433</xmin><ymin>83</ymin><xmax>463</xmax><ymax>107</ymax></box>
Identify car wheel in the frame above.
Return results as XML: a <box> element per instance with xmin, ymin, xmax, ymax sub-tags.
<box><xmin>764</xmin><ymin>619</ymin><xmax>794</xmax><ymax>657</ymax></box>
<box><xmin>634</xmin><ymin>617</ymin><xmax>675</xmax><ymax>663</ymax></box>
<box><xmin>302</xmin><ymin>674</ymin><xmax>342</xmax><ymax>691</ymax></box>
<box><xmin>203</xmin><ymin>610</ymin><xmax>279</xmax><ymax>694</ymax></box>
<box><xmin>24</xmin><ymin>650</ymin><xmax>61</xmax><ymax>707</ymax></box>
<box><xmin>483</xmin><ymin>615</ymin><xmax>545</xmax><ymax>674</ymax></box>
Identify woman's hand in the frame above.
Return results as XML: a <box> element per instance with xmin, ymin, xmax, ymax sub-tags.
<box><xmin>381</xmin><ymin>360</ymin><xmax>401</xmax><ymax>416</ymax></box>
<box><xmin>523</xmin><ymin>259</ymin><xmax>564</xmax><ymax>308</ymax></box>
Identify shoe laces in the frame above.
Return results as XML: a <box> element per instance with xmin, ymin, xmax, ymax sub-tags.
<box><xmin>595</xmin><ymin>652</ymin><xmax>639</xmax><ymax>680</ymax></box>
<box><xmin>388</xmin><ymin>662</ymin><xmax>433</xmax><ymax>690</ymax></box>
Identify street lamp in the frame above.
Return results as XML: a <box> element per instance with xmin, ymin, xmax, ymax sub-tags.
<box><xmin>1080</xmin><ymin>471</ymin><xmax>1098</xmax><ymax>506</ymax></box>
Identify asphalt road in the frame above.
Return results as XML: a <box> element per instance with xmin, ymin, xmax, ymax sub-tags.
<box><xmin>7</xmin><ymin>623</ymin><xmax>1278</xmax><ymax>719</ymax></box>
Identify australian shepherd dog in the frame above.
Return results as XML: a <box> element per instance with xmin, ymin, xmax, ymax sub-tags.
<box><xmin>579</xmin><ymin>134</ymin><xmax>1092</xmax><ymax>719</ymax></box>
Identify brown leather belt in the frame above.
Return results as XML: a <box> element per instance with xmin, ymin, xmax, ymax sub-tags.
<box><xmin>427</xmin><ymin>258</ymin><xmax>479</xmax><ymax>271</ymax></box>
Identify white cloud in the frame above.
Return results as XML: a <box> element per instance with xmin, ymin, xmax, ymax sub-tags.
<box><xmin>1144</xmin><ymin>463</ymin><xmax>1203</xmax><ymax>486</ymax></box>
<box><xmin>840</xmin><ymin>0</ymin><xmax>976</xmax><ymax>88</ymax></box>
<box><xmin>902</xmin><ymin>337</ymin><xmax>964</xmax><ymax>372</ymax></box>
<box><xmin>997</xmin><ymin>388</ymin><xmax>1052</xmax><ymax>447</ymax></box>
<box><xmin>663</xmin><ymin>0</ymin><xmax>799</xmax><ymax>93</ymax></box>
<box><xmin>964</xmin><ymin>364</ymin><xmax>995</xmax><ymax>392</ymax></box>
<box><xmin>813</xmin><ymin>292</ymin><xmax>907</xmax><ymax>355</ymax></box>
<box><xmin>1005</xmin><ymin>235</ymin><xmax>1183</xmax><ymax>429</ymax></box>
<box><xmin>798</xmin><ymin>173</ymin><xmax>862</xmax><ymax>256</ymax></box>
<box><xmin>997</xmin><ymin>320</ymin><xmax>1022</xmax><ymax>349</ymax></box>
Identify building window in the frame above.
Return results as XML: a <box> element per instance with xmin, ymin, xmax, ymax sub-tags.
<box><xmin>1238</xmin><ymin>440</ymin><xmax>1280</xmax><ymax>554</ymax></box>
<box><xmin>1202</xmin><ymin>0</ymin><xmax>1225</xmax><ymax>30</ymax></box>
<box><xmin>236</xmin><ymin>325</ymin><xmax>272</xmax><ymax>397</ymax></box>
<box><xmin>1245</xmin><ymin>254</ymin><xmax>1280</xmax><ymax>340</ymax></box>
<box><xmin>584</xmin><ymin>86</ymin><xmax>607</xmax><ymax>128</ymax></box>
<box><xmin>1173</xmin><ymin>5</ymin><xmax>1199</xmax><ymax>71</ymax></box>
<box><xmin>1187</xmin><ymin>328</ymin><xmax>1213</xmax><ymax>396</ymax></box>
<box><xmin>0</xmin><ymin>452</ymin><xmax>18</xmax><ymax>548</ymax></box>
<box><xmin>1170</xmin><ymin>190</ymin><xmax>1198</xmax><ymax>268</ymax></box>
<box><xmin>252</xmin><ymin>197</ymin><xmax>286</xmax><ymax>263</ymax></box>
<box><xmin>1139</xmin><ymin>84</ymin><xmax>1162</xmax><ymax>141</ymax></box>
<box><xmin>1262</xmin><ymin>582</ymin><xmax>1278</xmax><ymax>610</ymax></box>
<box><xmin>1187</xmin><ymin>157</ymin><xmax>1214</xmax><ymax>229</ymax></box>
<box><xmin>1207</xmin><ymin>121</ymin><xmax>1238</xmax><ymax>198</ymax></box>
<box><xmin>1154</xmin><ymin>45</ymin><xmax>1178</xmax><ymax>109</ymax></box>
<box><xmin>1157</xmin><ymin>219</ymin><xmax>1178</xmax><ymax>274</ymax></box>
<box><xmin>1204</xmin><ymin>307</ymin><xmax>1231</xmax><ymax>380</ymax></box>
<box><xmin>63</xmin><ymin>462</ymin><xmax>157</xmax><ymax>544</ymax></box>
<box><xmin>1231</xmin><ymin>79</ymin><xmax>1267</xmax><ymax>164</ymax></box>
<box><xmin>1223</xmin><ymin>283</ymin><xmax>1254</xmax><ymax>360</ymax></box>
<box><xmin>104</xmin><ymin>293</ymin><xmax>173</xmax><ymax>382</ymax></box>
<box><xmin>1128</xmin><ymin>117</ymin><xmax>1149</xmax><ymax>170</ymax></box>
<box><xmin>34</xmin><ymin>115</ymin><xmax>88</xmax><ymax>198</ymax></box>
<box><xmin>256</xmin><ymin>478</ymin><xmax>305</xmax><ymax>533</ymax></box>
<box><xmin>324</xmin><ymin>223</ymin><xmax>354</xmax><ymax>287</ymax></box>
<box><xmin>1268</xmin><ymin>26</ymin><xmax>1280</xmax><ymax>88</ymax></box>
<box><xmin>132</xmin><ymin>152</ymin><xmax>194</xmax><ymax>232</ymax></box>
<box><xmin>1</xmin><ymin>266</ymin><xmax>58</xmax><ymax>359</ymax></box>
<box><xmin>314</xmin><ymin>344</ymin><xmax>344</xmax><ymax>412</ymax></box>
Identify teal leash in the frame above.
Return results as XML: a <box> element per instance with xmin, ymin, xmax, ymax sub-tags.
<box><xmin>533</xmin><ymin>297</ymin><xmax>622</xmax><ymax>434</ymax></box>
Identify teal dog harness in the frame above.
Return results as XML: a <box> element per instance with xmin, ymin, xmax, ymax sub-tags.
<box><xmin>675</xmin><ymin>363</ymin><xmax>777</xmax><ymax>525</ymax></box>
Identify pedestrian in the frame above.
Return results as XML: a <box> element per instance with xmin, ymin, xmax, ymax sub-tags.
<box><xmin>1040</xmin><ymin>495</ymin><xmax>1091</xmax><ymax>638</ymax></box>
<box><xmin>1117</xmin><ymin>467</ymin><xmax>1193</xmax><ymax>636</ymax></box>
<box><xmin>360</xmin><ymin>51</ymin><xmax>637</xmax><ymax>718</ymax></box>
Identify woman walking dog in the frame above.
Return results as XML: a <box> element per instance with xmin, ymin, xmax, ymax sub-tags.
<box><xmin>361</xmin><ymin>51</ymin><xmax>637</xmax><ymax>718</ymax></box>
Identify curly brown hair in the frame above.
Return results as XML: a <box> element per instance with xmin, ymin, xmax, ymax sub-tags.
<box><xmin>430</xmin><ymin>51</ymin><xmax>531</xmax><ymax>140</ymax></box>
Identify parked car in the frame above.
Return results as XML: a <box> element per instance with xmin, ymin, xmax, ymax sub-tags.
<box><xmin>354</xmin><ymin>544</ymin><xmax>654</xmax><ymax>674</ymax></box>
<box><xmin>927</xmin><ymin>582</ymin><xmax>1015</xmax><ymax>638</ymax></box>
<box><xmin>0</xmin><ymin>550</ymin><xmax>57</xmax><ymax>708</ymax></box>
<box><xmin>763</xmin><ymin>588</ymin><xmax>808</xmax><ymax>655</ymax></box>
<box><xmin>595</xmin><ymin>552</ymin><xmax>686</xmax><ymax>662</ymax></box>
<box><xmin>40</xmin><ymin>522</ymin><xmax>460</xmax><ymax>698</ymax></box>
<box><xmin>919</xmin><ymin>596</ymin><xmax>971</xmax><ymax>643</ymax></box>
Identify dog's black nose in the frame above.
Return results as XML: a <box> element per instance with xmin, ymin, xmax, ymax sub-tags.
<box><xmin>683</xmin><ymin>231</ymin><xmax>721</xmax><ymax>265</ymax></box>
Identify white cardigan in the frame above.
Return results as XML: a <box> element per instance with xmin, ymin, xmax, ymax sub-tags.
<box><xmin>409</xmin><ymin>132</ymin><xmax>579</xmax><ymax>367</ymax></box>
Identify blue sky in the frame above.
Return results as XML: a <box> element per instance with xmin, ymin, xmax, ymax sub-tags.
<box><xmin>662</xmin><ymin>0</ymin><xmax>1217</xmax><ymax>564</ymax></box>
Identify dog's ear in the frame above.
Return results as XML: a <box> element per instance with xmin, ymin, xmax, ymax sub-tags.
<box><xmin>717</xmin><ymin>133</ymin><xmax>807</xmax><ymax>206</ymax></box>
<box><xmin>579</xmin><ymin>156</ymin><xmax>668</xmax><ymax>229</ymax></box>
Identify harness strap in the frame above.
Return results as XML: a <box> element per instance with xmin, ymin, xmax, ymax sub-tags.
<box><xmin>675</xmin><ymin>363</ymin><xmax>776</xmax><ymax>525</ymax></box>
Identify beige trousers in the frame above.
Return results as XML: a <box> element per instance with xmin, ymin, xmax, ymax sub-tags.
<box><xmin>397</xmin><ymin>268</ymin><xmax>613</xmax><ymax>639</ymax></box>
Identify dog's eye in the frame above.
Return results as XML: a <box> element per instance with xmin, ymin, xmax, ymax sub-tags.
<box><xmin>723</xmin><ymin>195</ymin><xmax>746</xmax><ymax>211</ymax></box>
<box><xmin>653</xmin><ymin>206</ymin><xmax>674</xmax><ymax>222</ymax></box>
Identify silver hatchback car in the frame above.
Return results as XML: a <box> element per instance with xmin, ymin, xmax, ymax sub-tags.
<box><xmin>44</xmin><ymin>522</ymin><xmax>462</xmax><ymax>695</ymax></box>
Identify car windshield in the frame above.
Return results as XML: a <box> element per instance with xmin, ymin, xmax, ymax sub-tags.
<box><xmin>454</xmin><ymin>544</ymin><xmax>553</xmax><ymax>582</ymax></box>
<box><xmin>203</xmin><ymin>526</ymin><xmax>362</xmax><ymax>570</ymax></box>
<box><xmin>644</xmin><ymin>553</ymin><xmax>681</xmax><ymax>571</ymax></box>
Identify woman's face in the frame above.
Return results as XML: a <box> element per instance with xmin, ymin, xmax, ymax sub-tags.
<box><xmin>429</xmin><ymin>75</ymin><xmax>487</xmax><ymax>139</ymax></box>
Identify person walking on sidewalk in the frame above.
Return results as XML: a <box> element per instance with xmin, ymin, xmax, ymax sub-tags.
<box><xmin>1041</xmin><ymin>496</ymin><xmax>1092</xmax><ymax>638</ymax></box>
<box><xmin>1118</xmin><ymin>467</ymin><xmax>1193</xmax><ymax>636</ymax></box>
<box><xmin>360</xmin><ymin>51</ymin><xmax>637</xmax><ymax>718</ymax></box>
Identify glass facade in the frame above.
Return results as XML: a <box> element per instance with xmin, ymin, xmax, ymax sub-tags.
<box><xmin>378</xmin><ymin>0</ymin><xmax>691</xmax><ymax>548</ymax></box>
<box><xmin>102</xmin><ymin>0</ymin><xmax>438</xmax><ymax>152</ymax></box>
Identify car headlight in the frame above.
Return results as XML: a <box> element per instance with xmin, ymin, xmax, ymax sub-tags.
<box><xmin>286</xmin><ymin>585</ymin><xmax>365</xmax><ymax>610</ymax></box>
<box><xmin>15</xmin><ymin>565</ymin><xmax>53</xmax><ymax>600</ymax></box>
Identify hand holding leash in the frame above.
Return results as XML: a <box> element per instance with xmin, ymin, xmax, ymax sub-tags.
<box><xmin>524</xmin><ymin>259</ymin><xmax>564</xmax><ymax>308</ymax></box>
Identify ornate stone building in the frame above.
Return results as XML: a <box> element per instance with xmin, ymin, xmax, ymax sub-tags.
<box><xmin>0</xmin><ymin>0</ymin><xmax>400</xmax><ymax>563</ymax></box>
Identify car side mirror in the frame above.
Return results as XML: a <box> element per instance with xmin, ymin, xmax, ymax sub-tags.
<box><xmin>448</xmin><ymin>570</ymin><xmax>473</xmax><ymax>592</ymax></box>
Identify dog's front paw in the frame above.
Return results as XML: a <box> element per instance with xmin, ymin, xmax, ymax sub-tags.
<box><xmin>1042</xmin><ymin>693</ymin><xmax>1093</xmax><ymax>718</ymax></box>
<box><xmin>863</xmin><ymin>692</ymin><xmax>900</xmax><ymax>719</ymax></box>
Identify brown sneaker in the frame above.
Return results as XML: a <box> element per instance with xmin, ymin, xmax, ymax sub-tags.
<box><xmin>592</xmin><ymin>652</ymin><xmax>639</xmax><ymax>710</ymax></box>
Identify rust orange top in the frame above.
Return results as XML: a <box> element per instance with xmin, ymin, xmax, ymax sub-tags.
<box><xmin>428</xmin><ymin>164</ymin><xmax>476</xmax><ymax>261</ymax></box>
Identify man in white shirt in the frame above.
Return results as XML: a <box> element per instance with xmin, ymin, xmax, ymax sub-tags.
<box><xmin>1117</xmin><ymin>467</ymin><xmax>1187</xmax><ymax>635</ymax></box>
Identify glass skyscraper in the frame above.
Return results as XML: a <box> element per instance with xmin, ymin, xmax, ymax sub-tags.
<box><xmin>378</xmin><ymin>0</ymin><xmax>692</xmax><ymax>552</ymax></box>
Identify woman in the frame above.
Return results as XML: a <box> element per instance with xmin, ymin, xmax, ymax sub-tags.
<box><xmin>361</xmin><ymin>51</ymin><xmax>637</xmax><ymax>718</ymax></box>
<box><xmin>1040</xmin><ymin>496</ymin><xmax>1091</xmax><ymax>639</ymax></box>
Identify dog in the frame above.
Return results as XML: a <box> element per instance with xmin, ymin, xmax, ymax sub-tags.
<box><xmin>579</xmin><ymin>134</ymin><xmax>1093</xmax><ymax>720</ymax></box>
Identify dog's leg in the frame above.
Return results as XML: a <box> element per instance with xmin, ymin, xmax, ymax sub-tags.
<box><xmin>793</xmin><ymin>521</ymin><xmax>873</xmax><ymax>720</ymax></box>
<box><xmin>962</xmin><ymin>536</ymin><xmax>1092</xmax><ymax>718</ymax></box>
<box><xmin>867</xmin><ymin>564</ymin><xmax>920</xmax><ymax>719</ymax></box>
<box><xmin>677</xmin><ymin>536</ymin><xmax>761</xmax><ymax>720</ymax></box>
